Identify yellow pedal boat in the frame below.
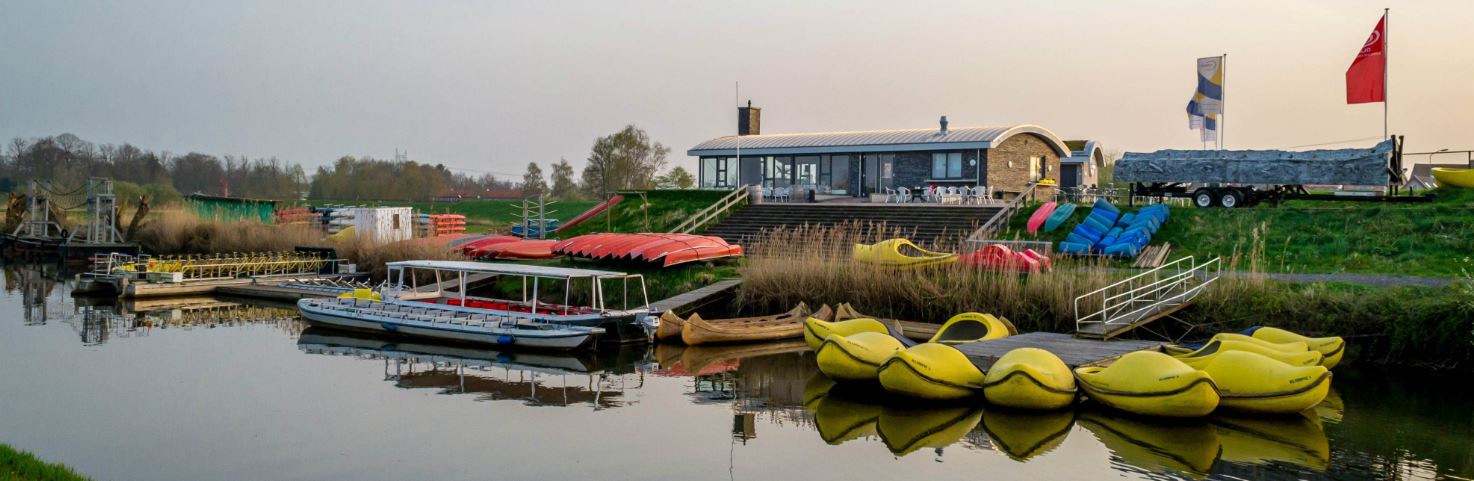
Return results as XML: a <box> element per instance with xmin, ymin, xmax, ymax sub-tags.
<box><xmin>1209</xmin><ymin>333</ymin><xmax>1308</xmax><ymax>353</ymax></box>
<box><xmin>1074</xmin><ymin>351</ymin><xmax>1220</xmax><ymax>418</ymax></box>
<box><xmin>1164</xmin><ymin>339</ymin><xmax>1323</xmax><ymax>369</ymax></box>
<box><xmin>852</xmin><ymin>238</ymin><xmax>957</xmax><ymax>269</ymax></box>
<box><xmin>804</xmin><ymin>317</ymin><xmax>889</xmax><ymax>351</ymax></box>
<box><xmin>876</xmin><ymin>405</ymin><xmax>984</xmax><ymax>457</ymax></box>
<box><xmin>877</xmin><ymin>343</ymin><xmax>985</xmax><ymax>400</ymax></box>
<box><xmin>929</xmin><ymin>312</ymin><xmax>1016</xmax><ymax>344</ymax></box>
<box><xmin>982</xmin><ymin>347</ymin><xmax>1077</xmax><ymax>410</ymax></box>
<box><xmin>1249</xmin><ymin>326</ymin><xmax>1345</xmax><ymax>368</ymax></box>
<box><xmin>1432</xmin><ymin>167</ymin><xmax>1474</xmax><ymax>188</ymax></box>
<box><xmin>1198</xmin><ymin>350</ymin><xmax>1331</xmax><ymax>414</ymax></box>
<box><xmin>817</xmin><ymin>331</ymin><xmax>907</xmax><ymax>381</ymax></box>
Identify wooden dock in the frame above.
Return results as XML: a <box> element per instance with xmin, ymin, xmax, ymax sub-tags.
<box><xmin>216</xmin><ymin>284</ymin><xmax>340</xmax><ymax>302</ymax></box>
<box><xmin>649</xmin><ymin>279</ymin><xmax>741</xmax><ymax>315</ymax></box>
<box><xmin>953</xmin><ymin>332</ymin><xmax>1163</xmax><ymax>371</ymax></box>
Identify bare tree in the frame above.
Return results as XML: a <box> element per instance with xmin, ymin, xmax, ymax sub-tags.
<box><xmin>580</xmin><ymin>125</ymin><xmax>668</xmax><ymax>198</ymax></box>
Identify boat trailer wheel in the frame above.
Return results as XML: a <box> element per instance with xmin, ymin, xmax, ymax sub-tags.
<box><xmin>1192</xmin><ymin>188</ymin><xmax>1216</xmax><ymax>208</ymax></box>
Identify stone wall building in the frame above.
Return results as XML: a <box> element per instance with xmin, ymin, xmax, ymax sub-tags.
<box><xmin>688</xmin><ymin>106</ymin><xmax>1072</xmax><ymax>200</ymax></box>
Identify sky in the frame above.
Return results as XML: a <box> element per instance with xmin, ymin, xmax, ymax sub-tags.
<box><xmin>3</xmin><ymin>0</ymin><xmax>1472</xmax><ymax>178</ymax></box>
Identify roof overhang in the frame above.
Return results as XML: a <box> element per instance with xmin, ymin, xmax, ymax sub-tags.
<box><xmin>687</xmin><ymin>124</ymin><xmax>1073</xmax><ymax>158</ymax></box>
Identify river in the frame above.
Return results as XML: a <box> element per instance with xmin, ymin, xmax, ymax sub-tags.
<box><xmin>0</xmin><ymin>264</ymin><xmax>1469</xmax><ymax>481</ymax></box>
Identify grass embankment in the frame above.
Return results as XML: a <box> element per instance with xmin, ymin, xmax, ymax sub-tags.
<box><xmin>1</xmin><ymin>444</ymin><xmax>92</xmax><ymax>481</ymax></box>
<box><xmin>1002</xmin><ymin>187</ymin><xmax>1474</xmax><ymax>277</ymax></box>
<box><xmin>304</xmin><ymin>198</ymin><xmax>601</xmax><ymax>233</ymax></box>
<box><xmin>738</xmin><ymin>223</ymin><xmax>1474</xmax><ymax>370</ymax></box>
<box><xmin>555</xmin><ymin>189</ymin><xmax>732</xmax><ymax>236</ymax></box>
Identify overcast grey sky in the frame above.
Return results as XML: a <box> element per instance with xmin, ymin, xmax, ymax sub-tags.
<box><xmin>3</xmin><ymin>0</ymin><xmax>1471</xmax><ymax>177</ymax></box>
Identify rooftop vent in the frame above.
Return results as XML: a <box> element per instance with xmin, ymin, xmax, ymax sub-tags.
<box><xmin>939</xmin><ymin>115</ymin><xmax>949</xmax><ymax>134</ymax></box>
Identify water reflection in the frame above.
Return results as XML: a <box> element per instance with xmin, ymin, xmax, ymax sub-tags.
<box><xmin>297</xmin><ymin>328</ymin><xmax>651</xmax><ymax>409</ymax></box>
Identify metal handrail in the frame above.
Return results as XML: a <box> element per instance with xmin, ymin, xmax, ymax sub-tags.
<box><xmin>673</xmin><ymin>184</ymin><xmax>750</xmax><ymax>234</ymax></box>
<box><xmin>1074</xmin><ymin>256</ymin><xmax>1221</xmax><ymax>331</ymax></box>
<box><xmin>968</xmin><ymin>182</ymin><xmax>1038</xmax><ymax>241</ymax></box>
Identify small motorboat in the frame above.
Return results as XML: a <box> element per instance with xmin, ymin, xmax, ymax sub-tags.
<box><xmin>679</xmin><ymin>303</ymin><xmax>812</xmax><ymax>345</ymax></box>
<box><xmin>1197</xmin><ymin>350</ymin><xmax>1332</xmax><ymax>414</ymax></box>
<box><xmin>1432</xmin><ymin>167</ymin><xmax>1474</xmax><ymax>188</ymax></box>
<box><xmin>1164</xmin><ymin>339</ymin><xmax>1323</xmax><ymax>369</ymax></box>
<box><xmin>852</xmin><ymin>238</ymin><xmax>957</xmax><ymax>269</ymax></box>
<box><xmin>928</xmin><ymin>312</ymin><xmax>1016</xmax><ymax>344</ymax></box>
<box><xmin>1042</xmin><ymin>202</ymin><xmax>1077</xmax><ymax>233</ymax></box>
<box><xmin>980</xmin><ymin>410</ymin><xmax>1076</xmax><ymax>461</ymax></box>
<box><xmin>297</xmin><ymin>297</ymin><xmax>603</xmax><ymax>351</ymax></box>
<box><xmin>981</xmin><ymin>347</ymin><xmax>1077</xmax><ymax>410</ymax></box>
<box><xmin>1026</xmin><ymin>202</ymin><xmax>1057</xmax><ymax>234</ymax></box>
<box><xmin>877</xmin><ymin>343</ymin><xmax>986</xmax><ymax>400</ymax></box>
<box><xmin>1246</xmin><ymin>326</ymin><xmax>1345</xmax><ymax>368</ymax></box>
<box><xmin>816</xmin><ymin>331</ymin><xmax>907</xmax><ymax>381</ymax></box>
<box><xmin>877</xmin><ymin>405</ymin><xmax>985</xmax><ymax>457</ymax></box>
<box><xmin>1074</xmin><ymin>351</ymin><xmax>1220</xmax><ymax>418</ymax></box>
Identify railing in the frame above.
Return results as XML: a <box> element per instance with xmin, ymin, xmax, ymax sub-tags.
<box><xmin>967</xmin><ymin>182</ymin><xmax>1038</xmax><ymax>241</ymax></box>
<box><xmin>673</xmin><ymin>184</ymin><xmax>750</xmax><ymax>234</ymax></box>
<box><xmin>1074</xmin><ymin>256</ymin><xmax>1221</xmax><ymax>335</ymax></box>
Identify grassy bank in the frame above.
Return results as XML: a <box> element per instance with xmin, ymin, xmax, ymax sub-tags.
<box><xmin>737</xmin><ymin>224</ymin><xmax>1474</xmax><ymax>369</ymax></box>
<box><xmin>556</xmin><ymin>189</ymin><xmax>732</xmax><ymax>236</ymax></box>
<box><xmin>1</xmin><ymin>444</ymin><xmax>92</xmax><ymax>481</ymax></box>
<box><xmin>306</xmin><ymin>198</ymin><xmax>601</xmax><ymax>233</ymax></box>
<box><xmin>1002</xmin><ymin>187</ymin><xmax>1474</xmax><ymax>276</ymax></box>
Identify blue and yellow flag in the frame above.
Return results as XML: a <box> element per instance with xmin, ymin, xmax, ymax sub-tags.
<box><xmin>1186</xmin><ymin>56</ymin><xmax>1223</xmax><ymax>137</ymax></box>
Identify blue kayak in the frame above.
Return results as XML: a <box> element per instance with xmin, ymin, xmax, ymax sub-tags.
<box><xmin>1042</xmin><ymin>203</ymin><xmax>1077</xmax><ymax>233</ymax></box>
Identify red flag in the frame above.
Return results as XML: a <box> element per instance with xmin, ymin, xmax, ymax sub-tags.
<box><xmin>1346</xmin><ymin>15</ymin><xmax>1386</xmax><ymax>104</ymax></box>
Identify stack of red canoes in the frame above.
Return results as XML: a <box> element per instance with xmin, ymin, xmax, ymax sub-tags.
<box><xmin>427</xmin><ymin>214</ymin><xmax>467</xmax><ymax>236</ymax></box>
<box><xmin>959</xmin><ymin>244</ymin><xmax>1052</xmax><ymax>273</ymax></box>
<box><xmin>552</xmin><ymin>233</ymin><xmax>743</xmax><ymax>267</ymax></box>
<box><xmin>456</xmin><ymin>236</ymin><xmax>559</xmax><ymax>260</ymax></box>
<box><xmin>275</xmin><ymin>208</ymin><xmax>315</xmax><ymax>224</ymax></box>
<box><xmin>460</xmin><ymin>236</ymin><xmax>519</xmax><ymax>256</ymax></box>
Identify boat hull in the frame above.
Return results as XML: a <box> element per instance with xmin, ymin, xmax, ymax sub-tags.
<box><xmin>1432</xmin><ymin>167</ymin><xmax>1474</xmax><ymax>188</ymax></box>
<box><xmin>982</xmin><ymin>348</ymin><xmax>1077</xmax><ymax>410</ymax></box>
<box><xmin>877</xmin><ymin>343</ymin><xmax>986</xmax><ymax>400</ymax></box>
<box><xmin>1074</xmin><ymin>351</ymin><xmax>1220</xmax><ymax>418</ymax></box>
<box><xmin>298</xmin><ymin>301</ymin><xmax>599</xmax><ymax>351</ymax></box>
<box><xmin>816</xmin><ymin>332</ymin><xmax>905</xmax><ymax>381</ymax></box>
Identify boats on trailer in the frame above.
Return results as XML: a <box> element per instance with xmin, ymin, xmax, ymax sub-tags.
<box><xmin>297</xmin><ymin>260</ymin><xmax>655</xmax><ymax>346</ymax></box>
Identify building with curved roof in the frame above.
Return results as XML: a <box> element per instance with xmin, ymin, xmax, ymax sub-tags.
<box><xmin>1061</xmin><ymin>140</ymin><xmax>1105</xmax><ymax>189</ymax></box>
<box><xmin>688</xmin><ymin>105</ymin><xmax>1073</xmax><ymax>199</ymax></box>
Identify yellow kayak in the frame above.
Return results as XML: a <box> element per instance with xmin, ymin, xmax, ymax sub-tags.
<box><xmin>1078</xmin><ymin>411</ymin><xmax>1222</xmax><ymax>475</ymax></box>
<box><xmin>981</xmin><ymin>347</ymin><xmax>1077</xmax><ymax>410</ymax></box>
<box><xmin>979</xmin><ymin>410</ymin><xmax>1075</xmax><ymax>461</ymax></box>
<box><xmin>1249</xmin><ymin>326</ymin><xmax>1345</xmax><ymax>368</ymax></box>
<box><xmin>929</xmin><ymin>312</ymin><xmax>1016</xmax><ymax>344</ymax></box>
<box><xmin>1210</xmin><ymin>333</ymin><xmax>1308</xmax><ymax>353</ymax></box>
<box><xmin>1432</xmin><ymin>167</ymin><xmax>1474</xmax><ymax>188</ymax></box>
<box><xmin>876</xmin><ymin>405</ymin><xmax>984</xmax><ymax>457</ymax></box>
<box><xmin>1164</xmin><ymin>339</ymin><xmax>1323</xmax><ymax>369</ymax></box>
<box><xmin>816</xmin><ymin>331</ymin><xmax>906</xmax><ymax>381</ymax></box>
<box><xmin>804</xmin><ymin>317</ymin><xmax>889</xmax><ymax>351</ymax></box>
<box><xmin>852</xmin><ymin>238</ymin><xmax>957</xmax><ymax>269</ymax></box>
<box><xmin>1198</xmin><ymin>350</ymin><xmax>1331</xmax><ymax>414</ymax></box>
<box><xmin>877</xmin><ymin>343</ymin><xmax>985</xmax><ymax>400</ymax></box>
<box><xmin>1074</xmin><ymin>351</ymin><xmax>1220</xmax><ymax>418</ymax></box>
<box><xmin>1214</xmin><ymin>412</ymin><xmax>1330</xmax><ymax>471</ymax></box>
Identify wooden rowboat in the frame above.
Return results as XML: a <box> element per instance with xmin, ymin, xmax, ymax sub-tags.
<box><xmin>656</xmin><ymin>311</ymin><xmax>686</xmax><ymax>343</ymax></box>
<box><xmin>679</xmin><ymin>302</ymin><xmax>817</xmax><ymax>346</ymax></box>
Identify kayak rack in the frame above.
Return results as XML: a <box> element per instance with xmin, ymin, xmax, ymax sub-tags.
<box><xmin>1074</xmin><ymin>256</ymin><xmax>1221</xmax><ymax>340</ymax></box>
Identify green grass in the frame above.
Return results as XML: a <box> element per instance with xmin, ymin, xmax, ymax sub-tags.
<box><xmin>555</xmin><ymin>189</ymin><xmax>733</xmax><ymax>237</ymax></box>
<box><xmin>1</xmin><ymin>444</ymin><xmax>92</xmax><ymax>481</ymax></box>
<box><xmin>307</xmin><ymin>198</ymin><xmax>600</xmax><ymax>233</ymax></box>
<box><xmin>1002</xmin><ymin>187</ymin><xmax>1474</xmax><ymax>276</ymax></box>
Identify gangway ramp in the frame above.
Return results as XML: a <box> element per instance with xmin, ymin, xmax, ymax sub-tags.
<box><xmin>1075</xmin><ymin>256</ymin><xmax>1221</xmax><ymax>340</ymax></box>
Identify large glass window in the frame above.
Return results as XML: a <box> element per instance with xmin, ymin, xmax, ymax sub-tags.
<box><xmin>796</xmin><ymin>155</ymin><xmax>821</xmax><ymax>187</ymax></box>
<box><xmin>1029</xmin><ymin>156</ymin><xmax>1043</xmax><ymax>182</ymax></box>
<box><xmin>828</xmin><ymin>155</ymin><xmax>850</xmax><ymax>194</ymax></box>
<box><xmin>764</xmin><ymin>156</ymin><xmax>793</xmax><ymax>187</ymax></box>
<box><xmin>701</xmin><ymin>158</ymin><xmax>718</xmax><ymax>188</ymax></box>
<box><xmin>932</xmin><ymin>152</ymin><xmax>964</xmax><ymax>179</ymax></box>
<box><xmin>700</xmin><ymin>157</ymin><xmax>739</xmax><ymax>189</ymax></box>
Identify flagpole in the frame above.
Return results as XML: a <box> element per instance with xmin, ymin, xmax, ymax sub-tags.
<box><xmin>1220</xmin><ymin>53</ymin><xmax>1227</xmax><ymax>150</ymax></box>
<box><xmin>1383</xmin><ymin>8</ymin><xmax>1389</xmax><ymax>140</ymax></box>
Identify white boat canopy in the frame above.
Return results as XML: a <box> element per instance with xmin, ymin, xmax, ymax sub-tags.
<box><xmin>385</xmin><ymin>260</ymin><xmax>649</xmax><ymax>312</ymax></box>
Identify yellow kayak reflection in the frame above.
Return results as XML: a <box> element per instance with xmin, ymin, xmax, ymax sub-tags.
<box><xmin>877</xmin><ymin>404</ymin><xmax>985</xmax><ymax>457</ymax></box>
<box><xmin>1077</xmin><ymin>410</ymin><xmax>1222</xmax><ymax>477</ymax></box>
<box><xmin>1213</xmin><ymin>411</ymin><xmax>1331</xmax><ymax>471</ymax></box>
<box><xmin>979</xmin><ymin>409</ymin><xmax>1076</xmax><ymax>461</ymax></box>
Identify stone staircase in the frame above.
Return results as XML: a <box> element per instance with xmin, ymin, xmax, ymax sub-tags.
<box><xmin>704</xmin><ymin>203</ymin><xmax>1004</xmax><ymax>246</ymax></box>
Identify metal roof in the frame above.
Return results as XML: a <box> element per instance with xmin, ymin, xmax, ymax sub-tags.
<box><xmin>687</xmin><ymin>124</ymin><xmax>1072</xmax><ymax>157</ymax></box>
<box><xmin>386</xmin><ymin>260</ymin><xmax>628</xmax><ymax>278</ymax></box>
<box><xmin>1062</xmin><ymin>140</ymin><xmax>1101</xmax><ymax>164</ymax></box>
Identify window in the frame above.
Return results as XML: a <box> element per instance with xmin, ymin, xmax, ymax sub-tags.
<box><xmin>828</xmin><ymin>155</ymin><xmax>850</xmax><ymax>194</ymax></box>
<box><xmin>392</xmin><ymin>214</ymin><xmax>401</xmax><ymax>230</ymax></box>
<box><xmin>701</xmin><ymin>158</ymin><xmax>719</xmax><ymax>188</ymax></box>
<box><xmin>796</xmin><ymin>156</ymin><xmax>821</xmax><ymax>186</ymax></box>
<box><xmin>1029</xmin><ymin>156</ymin><xmax>1043</xmax><ymax>181</ymax></box>
<box><xmin>931</xmin><ymin>152</ymin><xmax>964</xmax><ymax>179</ymax></box>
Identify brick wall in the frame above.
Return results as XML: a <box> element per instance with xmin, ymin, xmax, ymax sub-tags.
<box><xmin>985</xmin><ymin>134</ymin><xmax>1061</xmax><ymax>193</ymax></box>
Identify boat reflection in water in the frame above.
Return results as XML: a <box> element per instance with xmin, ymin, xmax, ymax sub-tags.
<box><xmin>296</xmin><ymin>328</ymin><xmax>652</xmax><ymax>409</ymax></box>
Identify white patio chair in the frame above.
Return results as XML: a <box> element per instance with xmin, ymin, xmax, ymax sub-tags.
<box><xmin>964</xmin><ymin>186</ymin><xmax>982</xmax><ymax>205</ymax></box>
<box><xmin>897</xmin><ymin>187</ymin><xmax>911</xmax><ymax>203</ymax></box>
<box><xmin>883</xmin><ymin>187</ymin><xmax>897</xmax><ymax>203</ymax></box>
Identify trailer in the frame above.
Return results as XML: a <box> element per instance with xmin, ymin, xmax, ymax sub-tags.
<box><xmin>1115</xmin><ymin>136</ymin><xmax>1427</xmax><ymax>208</ymax></box>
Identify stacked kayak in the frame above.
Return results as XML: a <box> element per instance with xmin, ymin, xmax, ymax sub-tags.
<box><xmin>472</xmin><ymin>239</ymin><xmax>560</xmax><ymax>260</ymax></box>
<box><xmin>552</xmin><ymin>233</ymin><xmax>743</xmax><ymax>267</ymax></box>
<box><xmin>460</xmin><ymin>236</ymin><xmax>519</xmax><ymax>257</ymax></box>
<box><xmin>852</xmin><ymin>238</ymin><xmax>957</xmax><ymax>268</ymax></box>
<box><xmin>1042</xmin><ymin>203</ymin><xmax>1077</xmax><ymax>233</ymax></box>
<box><xmin>1025</xmin><ymin>202</ymin><xmax>1057</xmax><ymax>234</ymax></box>
<box><xmin>959</xmin><ymin>244</ymin><xmax>1052</xmax><ymax>273</ymax></box>
<box><xmin>417</xmin><ymin>214</ymin><xmax>467</xmax><ymax>237</ymax></box>
<box><xmin>1058</xmin><ymin>200</ymin><xmax>1169</xmax><ymax>258</ymax></box>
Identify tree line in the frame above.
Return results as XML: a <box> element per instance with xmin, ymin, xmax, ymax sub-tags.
<box><xmin>1</xmin><ymin>125</ymin><xmax>697</xmax><ymax>204</ymax></box>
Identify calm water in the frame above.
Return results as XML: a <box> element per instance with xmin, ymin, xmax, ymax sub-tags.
<box><xmin>1</xmin><ymin>264</ymin><xmax>1471</xmax><ymax>481</ymax></box>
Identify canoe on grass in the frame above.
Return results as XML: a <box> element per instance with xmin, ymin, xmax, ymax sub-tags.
<box><xmin>680</xmin><ymin>302</ymin><xmax>814</xmax><ymax>345</ymax></box>
<box><xmin>1042</xmin><ymin>202</ymin><xmax>1077</xmax><ymax>232</ymax></box>
<box><xmin>1432</xmin><ymin>167</ymin><xmax>1474</xmax><ymax>188</ymax></box>
<box><xmin>1026</xmin><ymin>202</ymin><xmax>1057</xmax><ymax>234</ymax></box>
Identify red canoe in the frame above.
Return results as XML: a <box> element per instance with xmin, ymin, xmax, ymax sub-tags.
<box><xmin>960</xmin><ymin>244</ymin><xmax>1052</xmax><ymax>273</ymax></box>
<box><xmin>553</xmin><ymin>233</ymin><xmax>744</xmax><ymax>267</ymax></box>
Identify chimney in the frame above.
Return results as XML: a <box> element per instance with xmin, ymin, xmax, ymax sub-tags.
<box><xmin>939</xmin><ymin>115</ymin><xmax>949</xmax><ymax>134</ymax></box>
<box><xmin>738</xmin><ymin>100</ymin><xmax>761</xmax><ymax>136</ymax></box>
